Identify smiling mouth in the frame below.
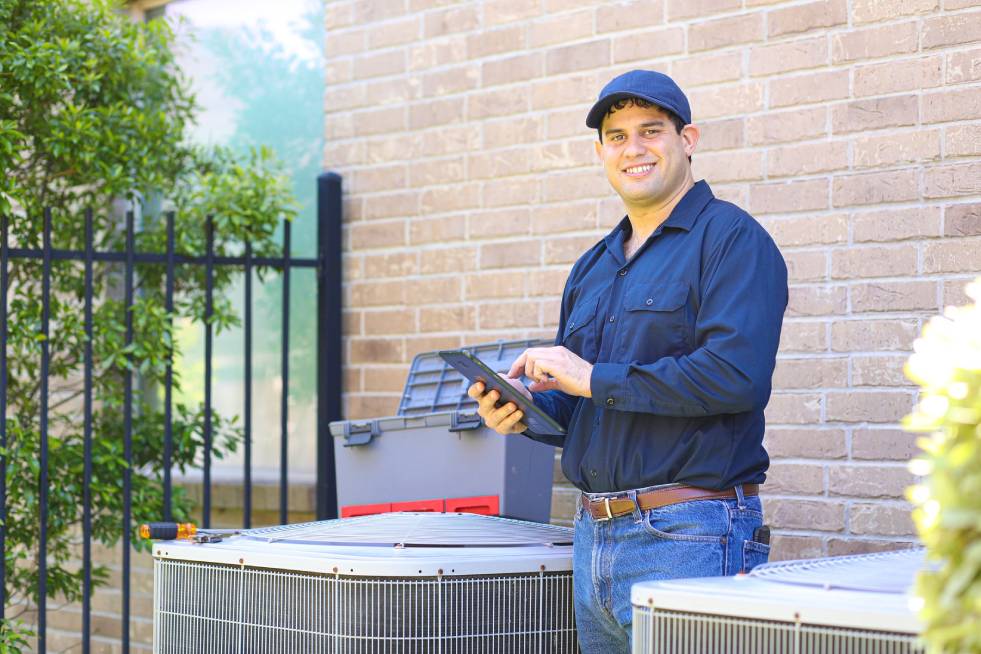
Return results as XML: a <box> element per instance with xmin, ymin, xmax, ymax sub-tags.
<box><xmin>622</xmin><ymin>163</ymin><xmax>655</xmax><ymax>177</ymax></box>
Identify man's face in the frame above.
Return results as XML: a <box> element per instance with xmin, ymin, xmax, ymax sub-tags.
<box><xmin>594</xmin><ymin>102</ymin><xmax>696</xmax><ymax>211</ymax></box>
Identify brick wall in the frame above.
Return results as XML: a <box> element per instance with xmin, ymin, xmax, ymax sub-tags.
<box><xmin>324</xmin><ymin>0</ymin><xmax>981</xmax><ymax>560</ymax></box>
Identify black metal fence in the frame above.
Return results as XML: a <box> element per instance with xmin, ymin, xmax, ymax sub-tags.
<box><xmin>0</xmin><ymin>172</ymin><xmax>343</xmax><ymax>652</ymax></box>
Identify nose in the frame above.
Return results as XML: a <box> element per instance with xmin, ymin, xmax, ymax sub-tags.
<box><xmin>623</xmin><ymin>132</ymin><xmax>645</xmax><ymax>157</ymax></box>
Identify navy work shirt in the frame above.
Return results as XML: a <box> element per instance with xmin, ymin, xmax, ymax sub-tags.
<box><xmin>527</xmin><ymin>180</ymin><xmax>788</xmax><ymax>493</ymax></box>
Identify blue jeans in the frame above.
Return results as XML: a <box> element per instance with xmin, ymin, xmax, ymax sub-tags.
<box><xmin>573</xmin><ymin>484</ymin><xmax>770</xmax><ymax>654</ymax></box>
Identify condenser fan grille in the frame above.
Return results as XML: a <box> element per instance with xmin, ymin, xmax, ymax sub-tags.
<box><xmin>154</xmin><ymin>560</ymin><xmax>578</xmax><ymax>653</ymax></box>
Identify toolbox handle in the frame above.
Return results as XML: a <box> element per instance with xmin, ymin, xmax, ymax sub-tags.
<box><xmin>449</xmin><ymin>412</ymin><xmax>482</xmax><ymax>432</ymax></box>
<box><xmin>342</xmin><ymin>420</ymin><xmax>381</xmax><ymax>446</ymax></box>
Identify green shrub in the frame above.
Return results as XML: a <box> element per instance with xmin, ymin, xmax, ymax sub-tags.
<box><xmin>905</xmin><ymin>277</ymin><xmax>981</xmax><ymax>654</ymax></box>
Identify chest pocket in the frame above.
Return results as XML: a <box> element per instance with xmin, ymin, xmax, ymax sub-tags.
<box><xmin>562</xmin><ymin>294</ymin><xmax>600</xmax><ymax>362</ymax></box>
<box><xmin>623</xmin><ymin>281</ymin><xmax>692</xmax><ymax>359</ymax></box>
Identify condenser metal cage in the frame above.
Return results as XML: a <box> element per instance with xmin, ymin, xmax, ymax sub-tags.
<box><xmin>152</xmin><ymin>512</ymin><xmax>578</xmax><ymax>653</ymax></box>
<box><xmin>632</xmin><ymin>548</ymin><xmax>926</xmax><ymax>654</ymax></box>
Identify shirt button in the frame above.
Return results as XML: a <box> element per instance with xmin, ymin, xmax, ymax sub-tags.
<box><xmin>590</xmin><ymin>469</ymin><xmax>598</xmax><ymax>478</ymax></box>
<box><xmin>618</xmin><ymin>269</ymin><xmax>627</xmax><ymax>277</ymax></box>
<box><xmin>645</xmin><ymin>298</ymin><xmax>654</xmax><ymax>305</ymax></box>
<box><xmin>609</xmin><ymin>315</ymin><xmax>615</xmax><ymax>323</ymax></box>
<box><xmin>606</xmin><ymin>397</ymin><xmax>615</xmax><ymax>406</ymax></box>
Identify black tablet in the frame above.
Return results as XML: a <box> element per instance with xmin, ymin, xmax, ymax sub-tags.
<box><xmin>438</xmin><ymin>349</ymin><xmax>567</xmax><ymax>437</ymax></box>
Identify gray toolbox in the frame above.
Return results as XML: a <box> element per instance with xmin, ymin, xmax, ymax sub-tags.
<box><xmin>330</xmin><ymin>339</ymin><xmax>558</xmax><ymax>522</ymax></box>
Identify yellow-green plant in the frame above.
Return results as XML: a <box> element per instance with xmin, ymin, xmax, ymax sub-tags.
<box><xmin>904</xmin><ymin>277</ymin><xmax>981</xmax><ymax>654</ymax></box>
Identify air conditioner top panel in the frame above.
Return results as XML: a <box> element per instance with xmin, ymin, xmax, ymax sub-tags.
<box><xmin>631</xmin><ymin>548</ymin><xmax>925</xmax><ymax>634</ymax></box>
<box><xmin>152</xmin><ymin>512</ymin><xmax>574</xmax><ymax>577</ymax></box>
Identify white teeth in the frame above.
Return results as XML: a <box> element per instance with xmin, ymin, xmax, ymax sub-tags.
<box><xmin>625</xmin><ymin>164</ymin><xmax>654</xmax><ymax>174</ymax></box>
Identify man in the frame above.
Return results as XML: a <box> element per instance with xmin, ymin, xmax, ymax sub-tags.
<box><xmin>467</xmin><ymin>69</ymin><xmax>788</xmax><ymax>652</ymax></box>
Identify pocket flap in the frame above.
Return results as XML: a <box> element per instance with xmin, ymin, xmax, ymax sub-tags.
<box><xmin>565</xmin><ymin>295</ymin><xmax>599</xmax><ymax>337</ymax></box>
<box><xmin>626</xmin><ymin>281</ymin><xmax>689</xmax><ymax>312</ymax></box>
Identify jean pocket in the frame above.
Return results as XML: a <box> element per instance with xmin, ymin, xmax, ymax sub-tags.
<box><xmin>741</xmin><ymin>539</ymin><xmax>770</xmax><ymax>574</ymax></box>
<box><xmin>641</xmin><ymin>501</ymin><xmax>728</xmax><ymax>544</ymax></box>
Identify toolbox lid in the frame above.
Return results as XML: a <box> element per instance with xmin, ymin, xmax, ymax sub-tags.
<box><xmin>397</xmin><ymin>338</ymin><xmax>552</xmax><ymax>417</ymax></box>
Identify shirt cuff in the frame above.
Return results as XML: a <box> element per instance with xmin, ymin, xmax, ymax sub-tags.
<box><xmin>590</xmin><ymin>363</ymin><xmax>628</xmax><ymax>410</ymax></box>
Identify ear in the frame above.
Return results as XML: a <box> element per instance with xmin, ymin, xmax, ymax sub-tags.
<box><xmin>681</xmin><ymin>124</ymin><xmax>700</xmax><ymax>158</ymax></box>
<box><xmin>594</xmin><ymin>139</ymin><xmax>603</xmax><ymax>160</ymax></box>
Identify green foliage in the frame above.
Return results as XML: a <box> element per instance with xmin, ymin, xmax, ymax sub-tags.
<box><xmin>904</xmin><ymin>278</ymin><xmax>981</xmax><ymax>654</ymax></box>
<box><xmin>0</xmin><ymin>0</ymin><xmax>296</xmax><ymax>645</ymax></box>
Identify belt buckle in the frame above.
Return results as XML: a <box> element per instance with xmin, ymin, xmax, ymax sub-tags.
<box><xmin>595</xmin><ymin>497</ymin><xmax>614</xmax><ymax>522</ymax></box>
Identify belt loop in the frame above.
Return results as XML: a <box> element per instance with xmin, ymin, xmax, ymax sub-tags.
<box><xmin>735</xmin><ymin>484</ymin><xmax>746</xmax><ymax>510</ymax></box>
<box><xmin>627</xmin><ymin>489</ymin><xmax>643</xmax><ymax>522</ymax></box>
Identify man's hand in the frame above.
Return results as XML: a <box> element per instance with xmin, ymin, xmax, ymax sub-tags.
<box><xmin>467</xmin><ymin>378</ymin><xmax>531</xmax><ymax>435</ymax></box>
<box><xmin>508</xmin><ymin>346</ymin><xmax>593</xmax><ymax>398</ymax></box>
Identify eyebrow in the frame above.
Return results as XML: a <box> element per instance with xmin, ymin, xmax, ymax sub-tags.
<box><xmin>603</xmin><ymin>120</ymin><xmax>668</xmax><ymax>136</ymax></box>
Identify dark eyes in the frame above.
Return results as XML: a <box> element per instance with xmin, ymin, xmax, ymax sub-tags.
<box><xmin>609</xmin><ymin>129</ymin><xmax>660</xmax><ymax>142</ymax></box>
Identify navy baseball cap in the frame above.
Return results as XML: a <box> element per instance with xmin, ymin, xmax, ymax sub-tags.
<box><xmin>586</xmin><ymin>69</ymin><xmax>692</xmax><ymax>129</ymax></box>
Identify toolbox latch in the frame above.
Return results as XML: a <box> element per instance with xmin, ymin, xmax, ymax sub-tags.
<box><xmin>343</xmin><ymin>421</ymin><xmax>380</xmax><ymax>446</ymax></box>
<box><xmin>449</xmin><ymin>412</ymin><xmax>482</xmax><ymax>432</ymax></box>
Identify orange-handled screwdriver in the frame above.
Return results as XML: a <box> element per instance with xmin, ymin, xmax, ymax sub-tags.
<box><xmin>140</xmin><ymin>522</ymin><xmax>198</xmax><ymax>540</ymax></box>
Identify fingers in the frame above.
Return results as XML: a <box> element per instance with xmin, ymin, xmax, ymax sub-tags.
<box><xmin>507</xmin><ymin>353</ymin><xmax>526</xmax><ymax>378</ymax></box>
<box><xmin>467</xmin><ymin>381</ymin><xmax>485</xmax><ymax>399</ymax></box>
<box><xmin>527</xmin><ymin>378</ymin><xmax>562</xmax><ymax>393</ymax></box>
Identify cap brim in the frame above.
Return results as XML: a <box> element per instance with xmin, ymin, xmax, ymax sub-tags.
<box><xmin>585</xmin><ymin>92</ymin><xmax>680</xmax><ymax>129</ymax></box>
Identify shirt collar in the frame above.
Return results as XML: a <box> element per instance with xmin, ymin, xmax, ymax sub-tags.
<box><xmin>603</xmin><ymin>180</ymin><xmax>715</xmax><ymax>255</ymax></box>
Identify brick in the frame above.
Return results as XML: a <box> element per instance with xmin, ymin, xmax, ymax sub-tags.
<box><xmin>325</xmin><ymin>2</ymin><xmax>355</xmax><ymax>29</ymax></box>
<box><xmin>854</xmin><ymin>56</ymin><xmax>942</xmax><ymax>97</ymax></box>
<box><xmin>543</xmin><ymin>170</ymin><xmax>609</xmax><ymax>202</ymax></box>
<box><xmin>529</xmin><ymin>269</ymin><xmax>571</xmax><ymax>297</ymax></box>
<box><xmin>424</xmin><ymin>5</ymin><xmax>479</xmax><ymax>37</ymax></box>
<box><xmin>766</xmin><ymin>463</ymin><xmax>825</xmax><ymax>495</ymax></box>
<box><xmin>484</xmin><ymin>0</ymin><xmax>541</xmax><ymax>26</ymax></box>
<box><xmin>826</xmin><ymin>391</ymin><xmax>913</xmax><ymax>422</ymax></box>
<box><xmin>852</xmin><ymin>206</ymin><xmax>942</xmax><ymax>242</ymax></box>
<box><xmin>853</xmin><ymin>130</ymin><xmax>940</xmax><ymax>169</ymax></box>
<box><xmin>479</xmin><ymin>301</ymin><xmax>540</xmax><ymax>329</ymax></box>
<box><xmin>944</xmin><ymin>277</ymin><xmax>976</xmax><ymax>307</ymax></box>
<box><xmin>345</xmin><ymin>394</ymin><xmax>399</xmax><ymax>420</ymax></box>
<box><xmin>922</xmin><ymin>12</ymin><xmax>981</xmax><ymax>50</ymax></box>
<box><xmin>469</xmin><ymin>147</ymin><xmax>534</xmax><ymax>179</ymax></box>
<box><xmin>421</xmin><ymin>64</ymin><xmax>480</xmax><ymax>97</ymax></box>
<box><xmin>831</xmin><ymin>21</ymin><xmax>918</xmax><ymax>63</ymax></box>
<box><xmin>364</xmin><ymin>77</ymin><xmax>420</xmax><ymax>105</ymax></box>
<box><xmin>780</xmin><ymin>321</ymin><xmax>829</xmax><ymax>353</ymax></box>
<box><xmin>851</xmin><ymin>281</ymin><xmax>937</xmax><ymax>313</ymax></box>
<box><xmin>772</xmin><ymin>357</ymin><xmax>847</xmax><ymax>389</ymax></box>
<box><xmin>697</xmin><ymin>118</ymin><xmax>744</xmax><ymax>152</ymax></box>
<box><xmin>484</xmin><ymin>116</ymin><xmax>544</xmax><ymax>149</ymax></box>
<box><xmin>466</xmin><ymin>26</ymin><xmax>525</xmax><ymax>59</ymax></box>
<box><xmin>947</xmin><ymin>124</ymin><xmax>981</xmax><ymax>158</ymax></box>
<box><xmin>409</xmin><ymin>98</ymin><xmax>464</xmax><ymax>130</ymax></box>
<box><xmin>408</xmin><ymin>156</ymin><xmax>466</xmax><ymax>188</ymax></box>
<box><xmin>464</xmin><ymin>270</ymin><xmax>526</xmax><ymax>300</ymax></box>
<box><xmin>769</xmin><ymin>534</ymin><xmax>826</xmax><ymax>562</ymax></box>
<box><xmin>688</xmin><ymin>82</ymin><xmax>765</xmax><ymax>120</ymax></box>
<box><xmin>532</xmin><ymin>72</ymin><xmax>604</xmax><ymax>112</ymax></box>
<box><xmin>766</xmin><ymin>499</ymin><xmax>845</xmax><ymax>531</ymax></box>
<box><xmin>531</xmin><ymin>201</ymin><xmax>598</xmax><ymax>235</ymax></box>
<box><xmin>832</xmin><ymin>170</ymin><xmax>919</xmax><ymax>208</ymax></box>
<box><xmin>924</xmin><ymin>162</ymin><xmax>981</xmax><ymax>199</ymax></box>
<box><xmin>922</xmin><ymin>87</ymin><xmax>981</xmax><ymax>122</ymax></box>
<box><xmin>353</xmin><ymin>50</ymin><xmax>406</xmax><ymax>80</ymax></box>
<box><xmin>547</xmin><ymin>107</ymin><xmax>589</xmax><ymax>139</ymax></box>
<box><xmin>468</xmin><ymin>86</ymin><xmax>530</xmax><ymax>120</ymax></box>
<box><xmin>770</xmin><ymin>70</ymin><xmax>849</xmax><ymax>108</ymax></box>
<box><xmin>828</xmin><ymin>539</ymin><xmax>917</xmax><ymax>557</ymax></box>
<box><xmin>350</xmin><ymin>338</ymin><xmax>406</xmax><ymax>364</ymax></box>
<box><xmin>354</xmin><ymin>166</ymin><xmax>409</xmax><ymax>194</ymax></box>
<box><xmin>545</xmin><ymin>235</ymin><xmax>602</xmax><ymax>265</ymax></box>
<box><xmin>852</xmin><ymin>428</ymin><xmax>920</xmax><ymax>460</ymax></box>
<box><xmin>409</xmin><ymin>215</ymin><xmax>465</xmax><ymax>245</ymax></box>
<box><xmin>364</xmin><ymin>252</ymin><xmax>418</xmax><ymax>278</ymax></box>
<box><xmin>769</xmin><ymin>0</ymin><xmax>847</xmax><ymax>38</ymax></box>
<box><xmin>326</xmin><ymin>85</ymin><xmax>366</xmax><ymax>112</ymax></box>
<box><xmin>351</xmin><ymin>220</ymin><xmax>406</xmax><ymax>249</ymax></box>
<box><xmin>468</xmin><ymin>207</ymin><xmax>532</xmax><ymax>239</ymax></box>
<box><xmin>326</xmin><ymin>28</ymin><xmax>365</xmax><ymax>57</ymax></box>
<box><xmin>923</xmin><ymin>237</ymin><xmax>981</xmax><ymax>273</ymax></box>
<box><xmin>947</xmin><ymin>46</ymin><xmax>981</xmax><ymax>84</ymax></box>
<box><xmin>788</xmin><ymin>285</ymin><xmax>847</xmax><ymax>316</ymax></box>
<box><xmin>326</xmin><ymin>60</ymin><xmax>353</xmax><ymax>85</ymax></box>
<box><xmin>368</xmin><ymin>16</ymin><xmax>422</xmax><ymax>49</ymax></box>
<box><xmin>853</xmin><ymin>0</ymin><xmax>938</xmax><ymax>23</ymax></box>
<box><xmin>353</xmin><ymin>0</ymin><xmax>407</xmax><ymax>23</ymax></box>
<box><xmin>784</xmin><ymin>250</ymin><xmax>828</xmax><ymax>282</ymax></box>
<box><xmin>749</xmin><ymin>37</ymin><xmax>828</xmax><ymax>77</ymax></box>
<box><xmin>410</xmin><ymin>36</ymin><xmax>467</xmax><ymax>71</ymax></box>
<box><xmin>405</xmin><ymin>335</ymin><xmax>463</xmax><ymax>360</ymax></box>
<box><xmin>764</xmin><ymin>428</ymin><xmax>847</xmax><ymax>459</ymax></box>
<box><xmin>945</xmin><ymin>203</ymin><xmax>981</xmax><ymax>237</ymax></box>
<box><xmin>764</xmin><ymin>393</ymin><xmax>822</xmax><ymax>424</ymax></box>
<box><xmin>419</xmin><ymin>305</ymin><xmax>476</xmax><ymax>332</ymax></box>
<box><xmin>612</xmin><ymin>27</ymin><xmax>685</xmax><ymax>63</ymax></box>
<box><xmin>406</xmin><ymin>277</ymin><xmax>461</xmax><ymax>304</ymax></box>
<box><xmin>763</xmin><ymin>214</ymin><xmax>848</xmax><ymax>247</ymax></box>
<box><xmin>670</xmin><ymin>52</ymin><xmax>743</xmax><ymax>88</ymax></box>
<box><xmin>830</xmin><ymin>465</ymin><xmax>916</xmax><ymax>498</ymax></box>
<box><xmin>689</xmin><ymin>13</ymin><xmax>764</xmax><ymax>52</ymax></box>
<box><xmin>536</xmin><ymin>139</ymin><xmax>595</xmax><ymax>172</ymax></box>
<box><xmin>546</xmin><ymin>40</ymin><xmax>611</xmax><ymax>76</ymax></box>
<box><xmin>832</xmin><ymin>96</ymin><xmax>917</xmax><ymax>135</ymax></box>
<box><xmin>420</xmin><ymin>245</ymin><xmax>478</xmax><ymax>275</ymax></box>
<box><xmin>598</xmin><ymin>1</ymin><xmax>666</xmax><ymax>32</ymax></box>
<box><xmin>481</xmin><ymin>240</ymin><xmax>540</xmax><ymax>269</ymax></box>
<box><xmin>350</xmin><ymin>105</ymin><xmax>407</xmax><ymax>136</ymax></box>
<box><xmin>831</xmin><ymin>245</ymin><xmax>918</xmax><ymax>279</ymax></box>
<box><xmin>767</xmin><ymin>141</ymin><xmax>848</xmax><ymax>178</ymax></box>
<box><xmin>667</xmin><ymin>0</ymin><xmax>739</xmax><ymax>20</ymax></box>
<box><xmin>852</xmin><ymin>355</ymin><xmax>911</xmax><ymax>387</ymax></box>
<box><xmin>831</xmin><ymin>319</ymin><xmax>919</xmax><ymax>351</ymax></box>
<box><xmin>530</xmin><ymin>11</ymin><xmax>593</xmax><ymax>48</ymax></box>
<box><xmin>692</xmin><ymin>150</ymin><xmax>764</xmax><ymax>184</ymax></box>
<box><xmin>750</xmin><ymin>179</ymin><xmax>829</xmax><ymax>214</ymax></box>
<box><xmin>366</xmin><ymin>132</ymin><xmax>423</xmax><ymax>163</ymax></box>
<box><xmin>420</xmin><ymin>183</ymin><xmax>481</xmax><ymax>214</ymax></box>
<box><xmin>849</xmin><ymin>503</ymin><xmax>915</xmax><ymax>536</ymax></box>
<box><xmin>350</xmin><ymin>279</ymin><xmax>406</xmax><ymax>307</ymax></box>
<box><xmin>747</xmin><ymin>107</ymin><xmax>826</xmax><ymax>145</ymax></box>
<box><xmin>364</xmin><ymin>308</ymin><xmax>415</xmax><ymax>336</ymax></box>
<box><xmin>363</xmin><ymin>366</ymin><xmax>411</xmax><ymax>392</ymax></box>
<box><xmin>483</xmin><ymin>177</ymin><xmax>540</xmax><ymax>207</ymax></box>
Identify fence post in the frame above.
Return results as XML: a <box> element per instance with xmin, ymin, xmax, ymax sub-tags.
<box><xmin>316</xmin><ymin>172</ymin><xmax>342</xmax><ymax>520</ymax></box>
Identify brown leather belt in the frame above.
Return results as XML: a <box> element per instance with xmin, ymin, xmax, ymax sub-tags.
<box><xmin>581</xmin><ymin>484</ymin><xmax>759</xmax><ymax>521</ymax></box>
